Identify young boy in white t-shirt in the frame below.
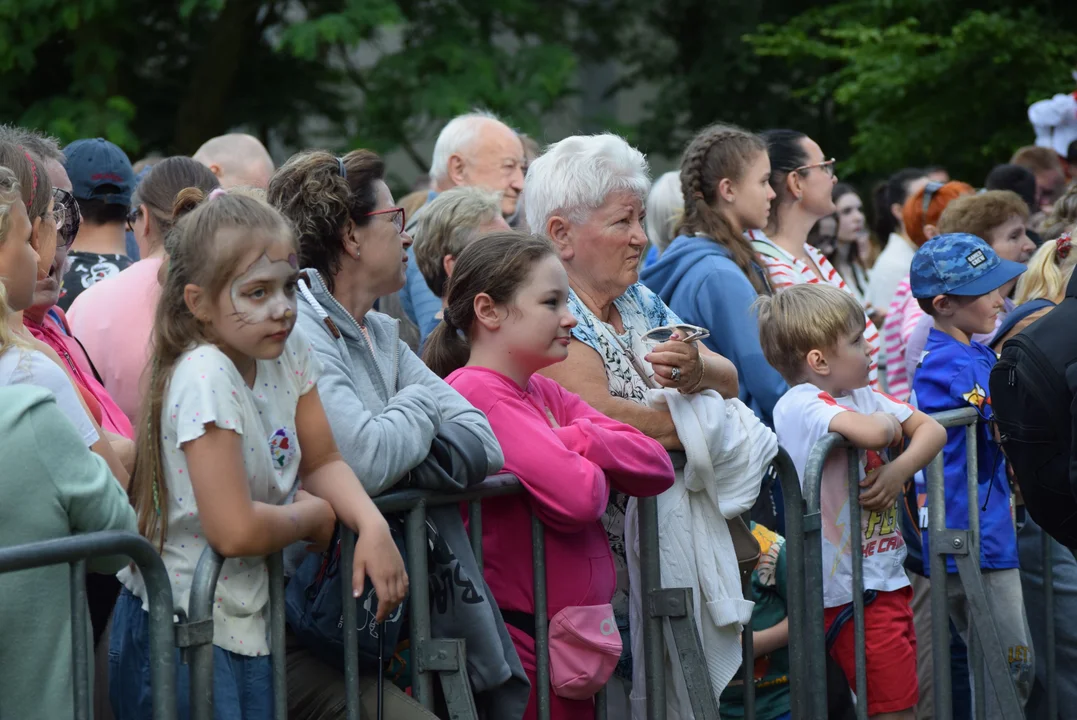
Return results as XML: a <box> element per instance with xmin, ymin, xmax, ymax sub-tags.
<box><xmin>757</xmin><ymin>283</ymin><xmax>947</xmax><ymax>720</ymax></box>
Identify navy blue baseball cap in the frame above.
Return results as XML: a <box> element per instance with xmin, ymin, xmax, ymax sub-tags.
<box><xmin>910</xmin><ymin>233</ymin><xmax>1026</xmax><ymax>299</ymax></box>
<box><xmin>63</xmin><ymin>138</ymin><xmax>135</xmax><ymax>206</ymax></box>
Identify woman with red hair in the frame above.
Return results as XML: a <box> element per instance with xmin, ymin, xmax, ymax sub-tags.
<box><xmin>880</xmin><ymin>180</ymin><xmax>974</xmax><ymax>401</ymax></box>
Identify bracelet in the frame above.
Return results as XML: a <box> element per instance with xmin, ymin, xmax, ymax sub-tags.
<box><xmin>681</xmin><ymin>353</ymin><xmax>707</xmax><ymax>394</ymax></box>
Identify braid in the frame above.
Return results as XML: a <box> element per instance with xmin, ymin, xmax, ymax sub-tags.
<box><xmin>677</xmin><ymin>123</ymin><xmax>769</xmax><ymax>294</ymax></box>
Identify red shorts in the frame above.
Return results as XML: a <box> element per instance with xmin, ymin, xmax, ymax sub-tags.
<box><xmin>823</xmin><ymin>585</ymin><xmax>918</xmax><ymax>715</ymax></box>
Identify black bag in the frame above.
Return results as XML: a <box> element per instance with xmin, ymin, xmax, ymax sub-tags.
<box><xmin>284</xmin><ymin>519</ymin><xmax>409</xmax><ymax>672</ymax></box>
<box><xmin>989</xmin><ymin>284</ymin><xmax>1077</xmax><ymax>548</ymax></box>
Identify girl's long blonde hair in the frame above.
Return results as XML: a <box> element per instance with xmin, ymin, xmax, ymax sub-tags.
<box><xmin>1014</xmin><ymin>232</ymin><xmax>1077</xmax><ymax>306</ymax></box>
<box><xmin>131</xmin><ymin>187</ymin><xmax>295</xmax><ymax>548</ymax></box>
<box><xmin>0</xmin><ymin>166</ymin><xmax>27</xmax><ymax>359</ymax></box>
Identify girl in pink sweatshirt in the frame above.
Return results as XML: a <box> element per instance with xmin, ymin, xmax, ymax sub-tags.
<box><xmin>424</xmin><ymin>231</ymin><xmax>674</xmax><ymax>720</ymax></box>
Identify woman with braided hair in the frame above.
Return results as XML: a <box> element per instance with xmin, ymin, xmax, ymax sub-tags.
<box><xmin>640</xmin><ymin>123</ymin><xmax>788</xmax><ymax>426</ymax></box>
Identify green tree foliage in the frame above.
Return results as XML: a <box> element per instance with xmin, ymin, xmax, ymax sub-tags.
<box><xmin>744</xmin><ymin>1</ymin><xmax>1077</xmax><ymax>183</ymax></box>
<box><xmin>0</xmin><ymin>0</ymin><xmax>580</xmax><ymax>175</ymax></box>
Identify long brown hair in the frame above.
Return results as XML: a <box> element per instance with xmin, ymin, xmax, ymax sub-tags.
<box><xmin>423</xmin><ymin>231</ymin><xmax>557</xmax><ymax>378</ymax></box>
<box><xmin>676</xmin><ymin>123</ymin><xmax>769</xmax><ymax>294</ymax></box>
<box><xmin>132</xmin><ymin>188</ymin><xmax>295</xmax><ymax>548</ymax></box>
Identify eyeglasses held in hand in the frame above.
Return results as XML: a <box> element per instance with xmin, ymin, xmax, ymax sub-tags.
<box><xmin>641</xmin><ymin>323</ymin><xmax>711</xmax><ymax>346</ymax></box>
<box><xmin>365</xmin><ymin>206</ymin><xmax>406</xmax><ymax>234</ymax></box>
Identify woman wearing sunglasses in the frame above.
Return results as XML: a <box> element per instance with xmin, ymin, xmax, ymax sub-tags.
<box><xmin>67</xmin><ymin>156</ymin><xmax>219</xmax><ymax>422</ymax></box>
<box><xmin>268</xmin><ymin>149</ymin><xmax>516</xmax><ymax>719</ymax></box>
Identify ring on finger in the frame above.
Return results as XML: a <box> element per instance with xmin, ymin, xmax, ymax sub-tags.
<box><xmin>671</xmin><ymin>367</ymin><xmax>681</xmax><ymax>382</ymax></box>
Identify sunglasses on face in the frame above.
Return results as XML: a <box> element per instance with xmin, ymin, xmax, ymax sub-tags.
<box><xmin>53</xmin><ymin>188</ymin><xmax>81</xmax><ymax>249</ymax></box>
<box><xmin>126</xmin><ymin>206</ymin><xmax>143</xmax><ymax>233</ymax></box>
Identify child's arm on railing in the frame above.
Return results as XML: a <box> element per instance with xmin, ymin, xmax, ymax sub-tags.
<box><xmin>859</xmin><ymin>411</ymin><xmax>946</xmax><ymax>513</ymax></box>
<box><xmin>829</xmin><ymin>410</ymin><xmax>900</xmax><ymax>450</ymax></box>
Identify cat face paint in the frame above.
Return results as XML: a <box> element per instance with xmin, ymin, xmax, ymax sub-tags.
<box><xmin>229</xmin><ymin>251</ymin><xmax>299</xmax><ymax>327</ymax></box>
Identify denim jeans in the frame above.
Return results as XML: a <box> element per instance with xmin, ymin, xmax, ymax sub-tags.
<box><xmin>109</xmin><ymin>589</ymin><xmax>272</xmax><ymax>720</ymax></box>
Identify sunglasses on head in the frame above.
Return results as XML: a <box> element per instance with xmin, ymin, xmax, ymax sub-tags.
<box><xmin>53</xmin><ymin>188</ymin><xmax>81</xmax><ymax>250</ymax></box>
<box><xmin>922</xmin><ymin>181</ymin><xmax>944</xmax><ymax>216</ymax></box>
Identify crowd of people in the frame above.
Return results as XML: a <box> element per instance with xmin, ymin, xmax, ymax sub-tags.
<box><xmin>0</xmin><ymin>102</ymin><xmax>1075</xmax><ymax>720</ymax></box>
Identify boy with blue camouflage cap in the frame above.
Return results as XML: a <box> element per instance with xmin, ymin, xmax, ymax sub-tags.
<box><xmin>910</xmin><ymin>233</ymin><xmax>1033</xmax><ymax>718</ymax></box>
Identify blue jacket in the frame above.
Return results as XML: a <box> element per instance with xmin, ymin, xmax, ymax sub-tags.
<box><xmin>640</xmin><ymin>234</ymin><xmax>788</xmax><ymax>426</ymax></box>
<box><xmin>912</xmin><ymin>329</ymin><xmax>1018</xmax><ymax>575</ymax></box>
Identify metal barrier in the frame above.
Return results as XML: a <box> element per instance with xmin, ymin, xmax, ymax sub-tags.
<box><xmin>184</xmin><ymin>465</ymin><xmax>775</xmax><ymax>720</ymax></box>
<box><xmin>794</xmin><ymin>406</ymin><xmax>1059</xmax><ymax>720</ymax></box>
<box><xmin>0</xmin><ymin>530</ymin><xmax>178</xmax><ymax>720</ymax></box>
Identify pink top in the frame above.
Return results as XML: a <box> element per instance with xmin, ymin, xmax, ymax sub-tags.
<box><xmin>750</xmin><ymin>233</ymin><xmax>881</xmax><ymax>389</ymax></box>
<box><xmin>447</xmin><ymin>367</ymin><xmax>674</xmax><ymax>619</ymax></box>
<box><xmin>23</xmin><ymin>308</ymin><xmax>134</xmax><ymax>438</ymax></box>
<box><xmin>882</xmin><ymin>276</ymin><xmax>924</xmax><ymax>402</ymax></box>
<box><xmin>67</xmin><ymin>258</ymin><xmax>163</xmax><ymax>422</ymax></box>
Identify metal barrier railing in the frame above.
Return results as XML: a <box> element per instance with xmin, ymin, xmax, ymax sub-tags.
<box><xmin>183</xmin><ymin>464</ymin><xmax>777</xmax><ymax>720</ymax></box>
<box><xmin>794</xmin><ymin>406</ymin><xmax>1058</xmax><ymax>720</ymax></box>
<box><xmin>0</xmin><ymin>531</ymin><xmax>178</xmax><ymax>720</ymax></box>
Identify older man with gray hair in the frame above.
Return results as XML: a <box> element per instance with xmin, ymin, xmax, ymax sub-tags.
<box><xmin>193</xmin><ymin>132</ymin><xmax>275</xmax><ymax>189</ymax></box>
<box><xmin>397</xmin><ymin>110</ymin><xmax>527</xmax><ymax>346</ymax></box>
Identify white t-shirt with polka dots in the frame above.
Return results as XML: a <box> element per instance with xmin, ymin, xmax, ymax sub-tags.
<box><xmin>119</xmin><ymin>328</ymin><xmax>320</xmax><ymax>656</ymax></box>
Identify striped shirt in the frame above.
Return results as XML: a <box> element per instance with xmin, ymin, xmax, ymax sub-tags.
<box><xmin>750</xmin><ymin>232</ymin><xmax>881</xmax><ymax>389</ymax></box>
<box><xmin>881</xmin><ymin>276</ymin><xmax>924</xmax><ymax>402</ymax></box>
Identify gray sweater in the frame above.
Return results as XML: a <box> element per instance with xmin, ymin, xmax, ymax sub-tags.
<box><xmin>296</xmin><ymin>269</ymin><xmax>503</xmax><ymax>494</ymax></box>
<box><xmin>296</xmin><ymin>270</ymin><xmax>529</xmax><ymax>716</ymax></box>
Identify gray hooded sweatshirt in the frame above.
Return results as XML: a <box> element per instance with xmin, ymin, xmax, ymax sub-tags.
<box><xmin>296</xmin><ymin>269</ymin><xmax>530</xmax><ymax>717</ymax></box>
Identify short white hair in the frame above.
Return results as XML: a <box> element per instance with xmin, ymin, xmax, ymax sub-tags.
<box><xmin>430</xmin><ymin>110</ymin><xmax>504</xmax><ymax>183</ymax></box>
<box><xmin>645</xmin><ymin>171</ymin><xmax>684</xmax><ymax>254</ymax></box>
<box><xmin>523</xmin><ymin>134</ymin><xmax>650</xmax><ymax>236</ymax></box>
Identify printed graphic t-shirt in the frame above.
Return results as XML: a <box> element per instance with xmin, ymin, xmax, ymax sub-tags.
<box><xmin>775</xmin><ymin>382</ymin><xmax>913</xmax><ymax>608</ymax></box>
<box><xmin>58</xmin><ymin>251</ymin><xmax>134</xmax><ymax>311</ymax></box>
<box><xmin>119</xmin><ymin>329</ymin><xmax>320</xmax><ymax>656</ymax></box>
<box><xmin>911</xmin><ymin>329</ymin><xmax>1017</xmax><ymax>576</ymax></box>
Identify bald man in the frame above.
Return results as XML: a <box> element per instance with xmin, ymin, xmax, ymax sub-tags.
<box><xmin>193</xmin><ymin>133</ymin><xmax>275</xmax><ymax>189</ymax></box>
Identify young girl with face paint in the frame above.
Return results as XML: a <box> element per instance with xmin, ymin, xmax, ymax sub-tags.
<box><xmin>110</xmin><ymin>188</ymin><xmax>408</xmax><ymax>720</ymax></box>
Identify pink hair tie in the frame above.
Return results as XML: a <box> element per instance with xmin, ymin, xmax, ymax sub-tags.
<box><xmin>208</xmin><ymin>188</ymin><xmax>228</xmax><ymax>201</ymax></box>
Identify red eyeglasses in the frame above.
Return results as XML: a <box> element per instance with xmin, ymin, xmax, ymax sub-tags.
<box><xmin>365</xmin><ymin>207</ymin><xmax>406</xmax><ymax>234</ymax></box>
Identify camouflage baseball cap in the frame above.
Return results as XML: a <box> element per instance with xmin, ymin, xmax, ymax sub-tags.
<box><xmin>910</xmin><ymin>233</ymin><xmax>1026</xmax><ymax>299</ymax></box>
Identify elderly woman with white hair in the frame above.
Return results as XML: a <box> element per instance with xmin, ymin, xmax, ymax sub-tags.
<box><xmin>530</xmin><ymin>134</ymin><xmax>745</xmax><ymax>710</ymax></box>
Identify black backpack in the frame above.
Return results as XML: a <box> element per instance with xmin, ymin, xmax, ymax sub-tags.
<box><xmin>989</xmin><ymin>278</ymin><xmax>1077</xmax><ymax>548</ymax></box>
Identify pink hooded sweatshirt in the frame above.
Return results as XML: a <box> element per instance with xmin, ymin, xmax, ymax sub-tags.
<box><xmin>448</xmin><ymin>366</ymin><xmax>674</xmax><ymax>720</ymax></box>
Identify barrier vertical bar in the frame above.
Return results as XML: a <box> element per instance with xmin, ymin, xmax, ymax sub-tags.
<box><xmin>1043</xmin><ymin>532</ymin><xmax>1057</xmax><ymax>720</ymax></box>
<box><xmin>268</xmin><ymin>552</ymin><xmax>288</xmax><ymax>720</ymax></box>
<box><xmin>926</xmin><ymin>453</ymin><xmax>954</xmax><ymax>720</ymax></box>
<box><xmin>847</xmin><ymin>452</ymin><xmax>868</xmax><ymax>720</ymax></box>
<box><xmin>339</xmin><ymin>527</ymin><xmax>362</xmax><ymax>720</ymax></box>
<box><xmin>803</xmin><ymin>436</ymin><xmax>840</xmax><ymax>720</ymax></box>
<box><xmin>965</xmin><ymin>424</ymin><xmax>985</xmax><ymax>720</ymax></box>
<box><xmin>595</xmin><ymin>686</ymin><xmax>607</xmax><ymax>720</ymax></box>
<box><xmin>70</xmin><ymin>560</ymin><xmax>90</xmax><ymax>720</ymax></box>
<box><xmin>775</xmin><ymin>448</ymin><xmax>808</xmax><ymax>718</ymax></box>
<box><xmin>741</xmin><ymin>508</ymin><xmax>756</xmax><ymax>720</ymax></box>
<box><xmin>638</xmin><ymin>495</ymin><xmax>666</xmax><ymax>719</ymax></box>
<box><xmin>469</xmin><ymin>501</ymin><xmax>483</xmax><ymax>573</ymax></box>
<box><xmin>406</xmin><ymin>503</ymin><xmax>433</xmax><ymax>709</ymax></box>
<box><xmin>532</xmin><ymin>515</ymin><xmax>551</xmax><ymax>720</ymax></box>
<box><xmin>189</xmin><ymin>548</ymin><xmax>225</xmax><ymax>720</ymax></box>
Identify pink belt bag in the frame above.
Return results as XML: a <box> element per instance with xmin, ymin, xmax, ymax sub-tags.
<box><xmin>503</xmin><ymin>603</ymin><xmax>622</xmax><ymax>699</ymax></box>
<box><xmin>548</xmin><ymin>603</ymin><xmax>622</xmax><ymax>699</ymax></box>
